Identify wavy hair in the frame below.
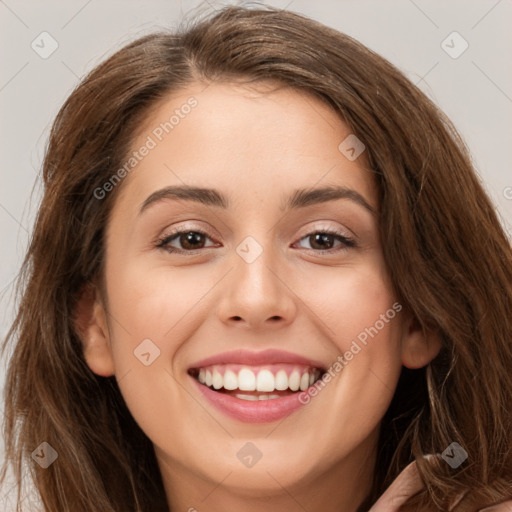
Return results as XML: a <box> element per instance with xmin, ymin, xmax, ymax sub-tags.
<box><xmin>2</xmin><ymin>5</ymin><xmax>512</xmax><ymax>511</ymax></box>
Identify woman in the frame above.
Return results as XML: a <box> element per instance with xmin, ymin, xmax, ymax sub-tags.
<box><xmin>2</xmin><ymin>5</ymin><xmax>511</xmax><ymax>511</ymax></box>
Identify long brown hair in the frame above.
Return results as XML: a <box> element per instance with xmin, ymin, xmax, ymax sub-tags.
<box><xmin>2</xmin><ymin>5</ymin><xmax>511</xmax><ymax>511</ymax></box>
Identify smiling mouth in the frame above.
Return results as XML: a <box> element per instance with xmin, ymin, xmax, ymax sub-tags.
<box><xmin>188</xmin><ymin>364</ymin><xmax>325</xmax><ymax>400</ymax></box>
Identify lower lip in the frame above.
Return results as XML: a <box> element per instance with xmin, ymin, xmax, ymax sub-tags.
<box><xmin>190</xmin><ymin>376</ymin><xmax>307</xmax><ymax>423</ymax></box>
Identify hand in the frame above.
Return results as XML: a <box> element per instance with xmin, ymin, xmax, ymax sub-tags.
<box><xmin>479</xmin><ymin>504</ymin><xmax>512</xmax><ymax>512</ymax></box>
<box><xmin>368</xmin><ymin>460</ymin><xmax>512</xmax><ymax>512</ymax></box>
<box><xmin>368</xmin><ymin>461</ymin><xmax>423</xmax><ymax>512</ymax></box>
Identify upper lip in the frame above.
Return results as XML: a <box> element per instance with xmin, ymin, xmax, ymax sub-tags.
<box><xmin>188</xmin><ymin>349</ymin><xmax>326</xmax><ymax>370</ymax></box>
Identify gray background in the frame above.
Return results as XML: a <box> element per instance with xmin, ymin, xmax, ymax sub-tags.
<box><xmin>1</xmin><ymin>0</ymin><xmax>511</xmax><ymax>508</ymax></box>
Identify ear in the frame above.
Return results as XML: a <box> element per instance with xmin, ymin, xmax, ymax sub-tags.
<box><xmin>73</xmin><ymin>283</ymin><xmax>115</xmax><ymax>377</ymax></box>
<box><xmin>400</xmin><ymin>310</ymin><xmax>442</xmax><ymax>369</ymax></box>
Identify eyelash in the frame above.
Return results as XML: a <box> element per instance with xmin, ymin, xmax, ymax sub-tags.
<box><xmin>154</xmin><ymin>227</ymin><xmax>356</xmax><ymax>255</ymax></box>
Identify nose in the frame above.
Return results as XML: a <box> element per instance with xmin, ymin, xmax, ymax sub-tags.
<box><xmin>216</xmin><ymin>239</ymin><xmax>297</xmax><ymax>330</ymax></box>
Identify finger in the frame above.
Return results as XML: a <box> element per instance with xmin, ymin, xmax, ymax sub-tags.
<box><xmin>368</xmin><ymin>460</ymin><xmax>424</xmax><ymax>512</ymax></box>
<box><xmin>479</xmin><ymin>501</ymin><xmax>512</xmax><ymax>512</ymax></box>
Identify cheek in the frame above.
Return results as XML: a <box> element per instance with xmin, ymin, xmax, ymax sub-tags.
<box><xmin>102</xmin><ymin>262</ymin><xmax>218</xmax><ymax>444</ymax></box>
<box><xmin>300</xmin><ymin>261</ymin><xmax>404</xmax><ymax>430</ymax></box>
<box><xmin>305</xmin><ymin>257</ymin><xmax>401</xmax><ymax>357</ymax></box>
<box><xmin>337</xmin><ymin>276</ymin><xmax>402</xmax><ymax>362</ymax></box>
<box><xmin>105</xmin><ymin>260</ymin><xmax>219</xmax><ymax>365</ymax></box>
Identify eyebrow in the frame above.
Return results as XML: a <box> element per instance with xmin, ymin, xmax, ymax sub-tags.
<box><xmin>139</xmin><ymin>185</ymin><xmax>376</xmax><ymax>215</ymax></box>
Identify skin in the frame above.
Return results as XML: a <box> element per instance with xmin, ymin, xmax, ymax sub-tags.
<box><xmin>370</xmin><ymin>461</ymin><xmax>512</xmax><ymax>512</ymax></box>
<box><xmin>77</xmin><ymin>81</ymin><xmax>444</xmax><ymax>512</ymax></box>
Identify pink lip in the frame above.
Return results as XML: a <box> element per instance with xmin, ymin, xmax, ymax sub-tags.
<box><xmin>188</xmin><ymin>349</ymin><xmax>325</xmax><ymax>370</ymax></box>
<box><xmin>188</xmin><ymin>349</ymin><xmax>324</xmax><ymax>423</ymax></box>
<box><xmin>190</xmin><ymin>376</ymin><xmax>307</xmax><ymax>423</ymax></box>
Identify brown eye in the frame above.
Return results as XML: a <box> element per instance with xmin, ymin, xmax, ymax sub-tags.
<box><xmin>177</xmin><ymin>231</ymin><xmax>207</xmax><ymax>250</ymax></box>
<box><xmin>307</xmin><ymin>233</ymin><xmax>336</xmax><ymax>250</ymax></box>
<box><xmin>156</xmin><ymin>230</ymin><xmax>218</xmax><ymax>253</ymax></box>
<box><xmin>294</xmin><ymin>230</ymin><xmax>355</xmax><ymax>252</ymax></box>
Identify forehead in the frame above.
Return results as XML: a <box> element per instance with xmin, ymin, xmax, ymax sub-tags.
<box><xmin>114</xmin><ymin>81</ymin><xmax>377</xmax><ymax>215</ymax></box>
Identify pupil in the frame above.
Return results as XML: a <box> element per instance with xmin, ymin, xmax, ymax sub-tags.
<box><xmin>182</xmin><ymin>231</ymin><xmax>204</xmax><ymax>249</ymax></box>
<box><xmin>312</xmin><ymin>233</ymin><xmax>333</xmax><ymax>249</ymax></box>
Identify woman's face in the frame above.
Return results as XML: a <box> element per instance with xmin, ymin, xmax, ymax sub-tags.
<box><xmin>82</xmin><ymin>81</ymin><xmax>437</xmax><ymax>510</ymax></box>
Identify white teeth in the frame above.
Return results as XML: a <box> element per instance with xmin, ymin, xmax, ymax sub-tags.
<box><xmin>300</xmin><ymin>373</ymin><xmax>310</xmax><ymax>391</ymax></box>
<box><xmin>196</xmin><ymin>366</ymin><xmax>321</xmax><ymax>394</ymax></box>
<box><xmin>223</xmin><ymin>369</ymin><xmax>238</xmax><ymax>390</ymax></box>
<box><xmin>212</xmin><ymin>370</ymin><xmax>223</xmax><ymax>390</ymax></box>
<box><xmin>256</xmin><ymin>369</ymin><xmax>275</xmax><ymax>392</ymax></box>
<box><xmin>238</xmin><ymin>368</ymin><xmax>256</xmax><ymax>391</ymax></box>
<box><xmin>275</xmin><ymin>370</ymin><xmax>288</xmax><ymax>390</ymax></box>
<box><xmin>235</xmin><ymin>393</ymin><xmax>281</xmax><ymax>401</ymax></box>
<box><xmin>235</xmin><ymin>393</ymin><xmax>259</xmax><ymax>401</ymax></box>
<box><xmin>288</xmin><ymin>371</ymin><xmax>300</xmax><ymax>391</ymax></box>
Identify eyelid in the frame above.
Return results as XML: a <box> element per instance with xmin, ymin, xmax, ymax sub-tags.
<box><xmin>292</xmin><ymin>228</ymin><xmax>356</xmax><ymax>252</ymax></box>
<box><xmin>154</xmin><ymin>225</ymin><xmax>219</xmax><ymax>252</ymax></box>
<box><xmin>156</xmin><ymin>221</ymin><xmax>218</xmax><ymax>241</ymax></box>
<box><xmin>154</xmin><ymin>220</ymin><xmax>357</xmax><ymax>255</ymax></box>
<box><xmin>294</xmin><ymin>221</ymin><xmax>355</xmax><ymax>241</ymax></box>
